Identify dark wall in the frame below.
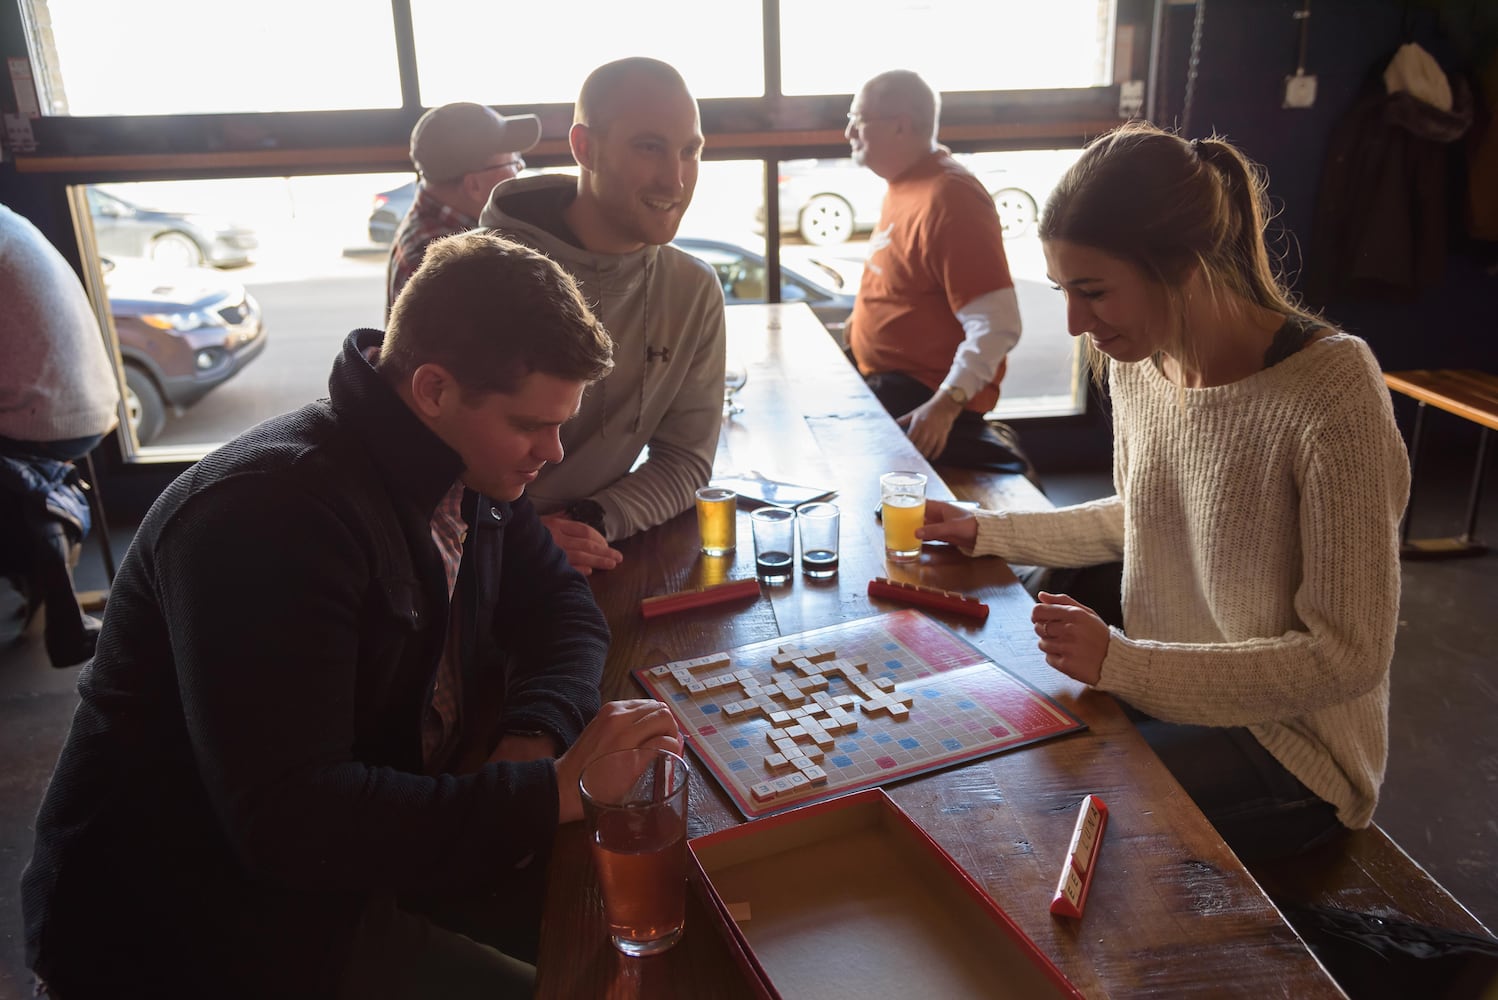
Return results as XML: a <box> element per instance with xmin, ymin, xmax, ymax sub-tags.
<box><xmin>1159</xmin><ymin>0</ymin><xmax>1496</xmax><ymax>375</ymax></box>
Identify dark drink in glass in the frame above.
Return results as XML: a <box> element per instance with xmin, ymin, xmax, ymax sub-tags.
<box><xmin>591</xmin><ymin>808</ymin><xmax>687</xmax><ymax>955</ymax></box>
<box><xmin>801</xmin><ymin>548</ymin><xmax>839</xmax><ymax>578</ymax></box>
<box><xmin>756</xmin><ymin>550</ymin><xmax>793</xmax><ymax>583</ymax></box>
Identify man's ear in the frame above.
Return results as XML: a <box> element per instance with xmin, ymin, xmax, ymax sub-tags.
<box><xmin>461</xmin><ymin>172</ymin><xmax>495</xmax><ymax>212</ymax></box>
<box><xmin>407</xmin><ymin>362</ymin><xmax>458</xmax><ymax>419</ymax></box>
<box><xmin>569</xmin><ymin>122</ymin><xmax>593</xmax><ymax>170</ymax></box>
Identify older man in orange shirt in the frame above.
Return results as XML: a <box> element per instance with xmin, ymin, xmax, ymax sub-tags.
<box><xmin>844</xmin><ymin>70</ymin><xmax>1035</xmax><ymax>481</ymax></box>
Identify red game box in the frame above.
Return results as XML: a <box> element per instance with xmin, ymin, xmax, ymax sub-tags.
<box><xmin>688</xmin><ymin>788</ymin><xmax>1083</xmax><ymax>1000</ymax></box>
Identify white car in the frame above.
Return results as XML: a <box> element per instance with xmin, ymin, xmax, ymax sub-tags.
<box><xmin>764</xmin><ymin>149</ymin><xmax>1082</xmax><ymax>246</ymax></box>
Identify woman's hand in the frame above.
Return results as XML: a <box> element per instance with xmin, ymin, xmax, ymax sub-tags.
<box><xmin>915</xmin><ymin>499</ymin><xmax>978</xmax><ymax>550</ymax></box>
<box><xmin>1032</xmin><ymin>592</ymin><xmax>1110</xmax><ymax>686</ymax></box>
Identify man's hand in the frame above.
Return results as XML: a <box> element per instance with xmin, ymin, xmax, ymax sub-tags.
<box><xmin>554</xmin><ymin>700</ymin><xmax>683</xmax><ymax>824</ymax></box>
<box><xmin>542</xmin><ymin>513</ymin><xmax>623</xmax><ymax>575</ymax></box>
<box><xmin>897</xmin><ymin>392</ymin><xmax>963</xmax><ymax>460</ymax></box>
<box><xmin>915</xmin><ymin>499</ymin><xmax>979</xmax><ymax>550</ymax></box>
<box><xmin>1032</xmin><ymin>592</ymin><xmax>1110</xmax><ymax>686</ymax></box>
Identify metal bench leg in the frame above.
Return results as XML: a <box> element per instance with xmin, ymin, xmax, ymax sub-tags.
<box><xmin>1401</xmin><ymin>404</ymin><xmax>1491</xmax><ymax>560</ymax></box>
<box><xmin>80</xmin><ymin>450</ymin><xmax>116</xmax><ymax>585</ymax></box>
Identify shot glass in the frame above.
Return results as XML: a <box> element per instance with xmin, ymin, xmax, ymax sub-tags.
<box><xmin>695</xmin><ymin>486</ymin><xmax>737</xmax><ymax>557</ymax></box>
<box><xmin>796</xmin><ymin>502</ymin><xmax>840</xmax><ymax>579</ymax></box>
<box><xmin>750</xmin><ymin>506</ymin><xmax>796</xmax><ymax>584</ymax></box>
<box><xmin>880</xmin><ymin>471</ymin><xmax>927</xmax><ymax>562</ymax></box>
<box><xmin>579</xmin><ymin>748</ymin><xmax>691</xmax><ymax>957</ymax></box>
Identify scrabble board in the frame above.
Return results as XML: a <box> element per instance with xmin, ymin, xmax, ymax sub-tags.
<box><xmin>633</xmin><ymin>609</ymin><xmax>1085</xmax><ymax>818</ymax></box>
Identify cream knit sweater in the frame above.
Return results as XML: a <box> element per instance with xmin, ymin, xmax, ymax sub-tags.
<box><xmin>970</xmin><ymin>335</ymin><xmax>1410</xmax><ymax>828</ymax></box>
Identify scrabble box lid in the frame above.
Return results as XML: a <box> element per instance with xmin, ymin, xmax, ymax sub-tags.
<box><xmin>688</xmin><ymin>788</ymin><xmax>1083</xmax><ymax>1000</ymax></box>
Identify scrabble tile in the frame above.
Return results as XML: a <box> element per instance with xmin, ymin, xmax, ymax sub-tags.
<box><xmin>750</xmin><ymin>782</ymin><xmax>776</xmax><ymax>802</ymax></box>
<box><xmin>802</xmin><ymin>765</ymin><xmax>828</xmax><ymax>785</ymax></box>
<box><xmin>687</xmin><ymin>681</ymin><xmax>706</xmax><ymax>694</ymax></box>
<box><xmin>772</xmin><ymin>777</ymin><xmax>795</xmax><ymax>796</ymax></box>
<box><xmin>875</xmin><ymin>677</ymin><xmax>895</xmax><ymax>692</ymax></box>
<box><xmin>722</xmin><ymin>701</ymin><xmax>746</xmax><ymax>717</ymax></box>
<box><xmin>649</xmin><ymin>664</ymin><xmax>672</xmax><ymax>677</ymax></box>
<box><xmin>764</xmin><ymin>753</ymin><xmax>789</xmax><ymax>771</ymax></box>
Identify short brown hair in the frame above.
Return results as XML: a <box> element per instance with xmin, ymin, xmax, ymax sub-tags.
<box><xmin>379</xmin><ymin>231</ymin><xmax>613</xmax><ymax>395</ymax></box>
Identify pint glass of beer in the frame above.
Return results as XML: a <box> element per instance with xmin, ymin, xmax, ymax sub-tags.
<box><xmin>880</xmin><ymin>471</ymin><xmax>927</xmax><ymax>562</ymax></box>
<box><xmin>695</xmin><ymin>487</ymin><xmax>737</xmax><ymax>556</ymax></box>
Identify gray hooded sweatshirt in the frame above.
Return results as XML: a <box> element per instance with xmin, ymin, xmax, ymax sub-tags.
<box><xmin>479</xmin><ymin>174</ymin><xmax>726</xmax><ymax>541</ymax></box>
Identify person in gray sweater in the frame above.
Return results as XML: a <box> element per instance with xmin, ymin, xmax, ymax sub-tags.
<box><xmin>479</xmin><ymin>57</ymin><xmax>725</xmax><ymax>575</ymax></box>
<box><xmin>919</xmin><ymin>123</ymin><xmax>1410</xmax><ymax>862</ymax></box>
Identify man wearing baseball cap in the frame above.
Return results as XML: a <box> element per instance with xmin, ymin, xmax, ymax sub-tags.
<box><xmin>386</xmin><ymin>102</ymin><xmax>542</xmax><ymax>308</ymax></box>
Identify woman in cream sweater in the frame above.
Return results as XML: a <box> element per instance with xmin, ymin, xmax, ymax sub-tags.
<box><xmin>918</xmin><ymin>122</ymin><xmax>1410</xmax><ymax>862</ymax></box>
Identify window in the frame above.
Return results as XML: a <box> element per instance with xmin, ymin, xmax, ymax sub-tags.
<box><xmin>779</xmin><ymin>0</ymin><xmax>1114</xmax><ymax>95</ymax></box>
<box><xmin>409</xmin><ymin>0</ymin><xmax>764</xmax><ymax>106</ymax></box>
<box><xmin>24</xmin><ymin>0</ymin><xmax>401</xmax><ymax>115</ymax></box>
<box><xmin>9</xmin><ymin>0</ymin><xmax>1138</xmax><ymax>459</ymax></box>
<box><xmin>79</xmin><ymin>173</ymin><xmax>403</xmax><ymax>454</ymax></box>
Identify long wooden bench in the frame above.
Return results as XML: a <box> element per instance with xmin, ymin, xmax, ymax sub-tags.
<box><xmin>936</xmin><ymin>464</ymin><xmax>1498</xmax><ymax>997</ymax></box>
<box><xmin>1249</xmin><ymin>825</ymin><xmax>1498</xmax><ymax>1000</ymax></box>
<box><xmin>1384</xmin><ymin>369</ymin><xmax>1498</xmax><ymax>559</ymax></box>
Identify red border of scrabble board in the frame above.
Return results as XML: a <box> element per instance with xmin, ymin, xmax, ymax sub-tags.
<box><xmin>633</xmin><ymin>609</ymin><xmax>1086</xmax><ymax>819</ymax></box>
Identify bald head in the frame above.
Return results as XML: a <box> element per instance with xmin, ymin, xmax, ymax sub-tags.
<box><xmin>575</xmin><ymin>57</ymin><xmax>693</xmax><ymax>135</ymax></box>
<box><xmin>861</xmin><ymin>70</ymin><xmax>940</xmax><ymax>144</ymax></box>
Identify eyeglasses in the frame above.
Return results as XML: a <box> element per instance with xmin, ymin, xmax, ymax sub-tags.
<box><xmin>846</xmin><ymin>113</ymin><xmax>896</xmax><ymax>130</ymax></box>
<box><xmin>470</xmin><ymin>156</ymin><xmax>525</xmax><ymax>178</ymax></box>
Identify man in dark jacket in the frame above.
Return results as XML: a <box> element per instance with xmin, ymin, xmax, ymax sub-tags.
<box><xmin>21</xmin><ymin>232</ymin><xmax>681</xmax><ymax>999</ymax></box>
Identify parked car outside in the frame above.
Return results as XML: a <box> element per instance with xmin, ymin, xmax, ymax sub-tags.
<box><xmin>87</xmin><ymin>187</ymin><xmax>258</xmax><ymax>269</ymax></box>
<box><xmin>672</xmin><ymin>236</ymin><xmax>857</xmax><ymax>343</ymax></box>
<box><xmin>103</xmin><ymin>257</ymin><xmax>267</xmax><ymax>445</ymax></box>
<box><xmin>368</xmin><ymin>179</ymin><xmax>416</xmax><ymax>245</ymax></box>
<box><xmin>763</xmin><ymin>150</ymin><xmax>1082</xmax><ymax>246</ymax></box>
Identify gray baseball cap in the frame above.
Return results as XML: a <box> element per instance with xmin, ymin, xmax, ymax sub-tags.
<box><xmin>410</xmin><ymin>102</ymin><xmax>542</xmax><ymax>184</ymax></box>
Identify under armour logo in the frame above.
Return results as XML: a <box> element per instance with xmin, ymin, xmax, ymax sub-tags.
<box><xmin>647</xmin><ymin>346</ymin><xmax>671</xmax><ymax>363</ymax></box>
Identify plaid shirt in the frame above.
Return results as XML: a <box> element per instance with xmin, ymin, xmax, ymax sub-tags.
<box><xmin>386</xmin><ymin>184</ymin><xmax>479</xmax><ymax>309</ymax></box>
<box><xmin>421</xmin><ymin>479</ymin><xmax>468</xmax><ymax>770</ymax></box>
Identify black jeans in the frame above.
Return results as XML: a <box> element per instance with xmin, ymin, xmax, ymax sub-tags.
<box><xmin>1124</xmin><ymin>704</ymin><xmax>1345</xmax><ymax>862</ymax></box>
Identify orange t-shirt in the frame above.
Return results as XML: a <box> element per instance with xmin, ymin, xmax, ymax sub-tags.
<box><xmin>848</xmin><ymin>150</ymin><xmax>1014</xmax><ymax>413</ymax></box>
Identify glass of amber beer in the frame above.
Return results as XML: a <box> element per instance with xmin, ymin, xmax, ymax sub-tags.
<box><xmin>580</xmin><ymin>748</ymin><xmax>691</xmax><ymax>957</ymax></box>
<box><xmin>695</xmin><ymin>486</ymin><xmax>737</xmax><ymax>556</ymax></box>
<box><xmin>880</xmin><ymin>471</ymin><xmax>927</xmax><ymax>562</ymax></box>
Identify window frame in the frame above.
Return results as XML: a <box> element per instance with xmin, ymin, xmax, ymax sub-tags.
<box><xmin>1</xmin><ymin>0</ymin><xmax>1156</xmax><ymax>464</ymax></box>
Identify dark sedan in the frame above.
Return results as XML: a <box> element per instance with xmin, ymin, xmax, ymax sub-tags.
<box><xmin>368</xmin><ymin>180</ymin><xmax>416</xmax><ymax>244</ymax></box>
<box><xmin>672</xmin><ymin>237</ymin><xmax>856</xmax><ymax>344</ymax></box>
<box><xmin>104</xmin><ymin>258</ymin><xmax>267</xmax><ymax>445</ymax></box>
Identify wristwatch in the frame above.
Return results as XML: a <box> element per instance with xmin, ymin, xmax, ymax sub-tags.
<box><xmin>564</xmin><ymin>498</ymin><xmax>607</xmax><ymax>535</ymax></box>
<box><xmin>939</xmin><ymin>382</ymin><xmax>970</xmax><ymax>406</ymax></box>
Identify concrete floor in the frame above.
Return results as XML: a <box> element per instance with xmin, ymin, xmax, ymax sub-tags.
<box><xmin>2</xmin><ymin>456</ymin><xmax>1495</xmax><ymax>999</ymax></box>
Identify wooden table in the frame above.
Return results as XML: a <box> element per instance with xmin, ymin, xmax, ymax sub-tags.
<box><xmin>534</xmin><ymin>304</ymin><xmax>1342</xmax><ymax>998</ymax></box>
